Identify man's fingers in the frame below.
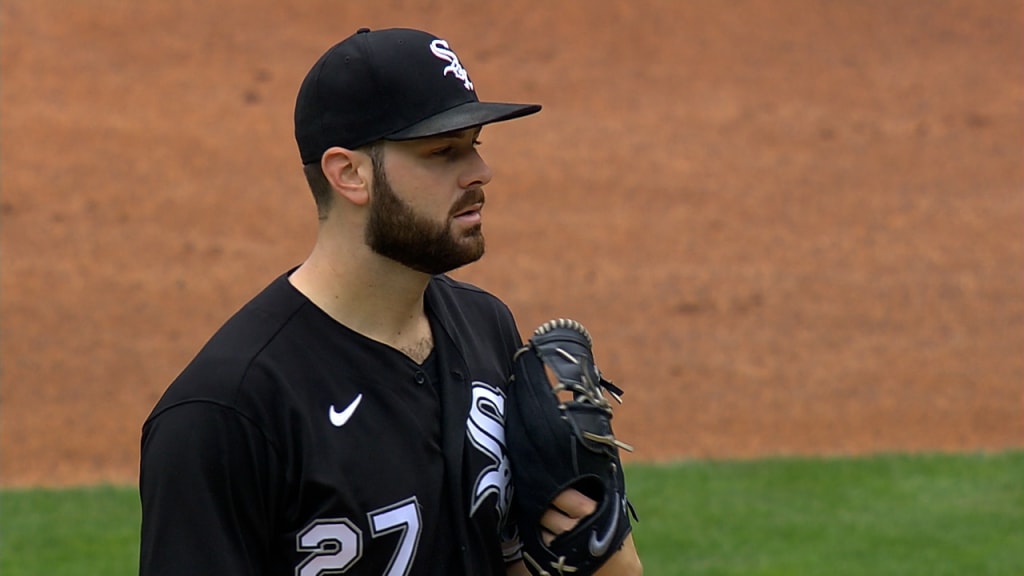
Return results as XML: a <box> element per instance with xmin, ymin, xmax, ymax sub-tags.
<box><xmin>540</xmin><ymin>505</ymin><xmax>578</xmax><ymax>537</ymax></box>
<box><xmin>550</xmin><ymin>487</ymin><xmax>597</xmax><ymax>518</ymax></box>
<box><xmin>539</xmin><ymin>487</ymin><xmax>600</xmax><ymax>541</ymax></box>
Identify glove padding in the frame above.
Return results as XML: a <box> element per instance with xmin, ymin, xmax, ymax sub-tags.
<box><xmin>506</xmin><ymin>318</ymin><xmax>636</xmax><ymax>576</ymax></box>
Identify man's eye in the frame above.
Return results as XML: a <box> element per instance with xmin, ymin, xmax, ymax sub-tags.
<box><xmin>431</xmin><ymin>140</ymin><xmax>481</xmax><ymax>158</ymax></box>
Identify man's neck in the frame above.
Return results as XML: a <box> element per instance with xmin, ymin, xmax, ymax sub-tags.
<box><xmin>288</xmin><ymin>244</ymin><xmax>435</xmax><ymax>361</ymax></box>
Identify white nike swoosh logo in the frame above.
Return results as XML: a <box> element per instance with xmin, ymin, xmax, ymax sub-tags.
<box><xmin>588</xmin><ymin>491</ymin><xmax>620</xmax><ymax>557</ymax></box>
<box><xmin>329</xmin><ymin>394</ymin><xmax>363</xmax><ymax>427</ymax></box>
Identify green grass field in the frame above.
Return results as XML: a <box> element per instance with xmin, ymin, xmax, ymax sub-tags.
<box><xmin>2</xmin><ymin>451</ymin><xmax>1021</xmax><ymax>575</ymax></box>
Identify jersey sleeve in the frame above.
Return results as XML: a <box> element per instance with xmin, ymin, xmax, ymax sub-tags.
<box><xmin>139</xmin><ymin>401</ymin><xmax>282</xmax><ymax>576</ymax></box>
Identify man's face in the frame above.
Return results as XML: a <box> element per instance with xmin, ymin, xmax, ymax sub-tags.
<box><xmin>364</xmin><ymin>129</ymin><xmax>490</xmax><ymax>275</ymax></box>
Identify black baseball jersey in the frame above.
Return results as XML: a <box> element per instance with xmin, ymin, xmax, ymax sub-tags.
<box><xmin>139</xmin><ymin>272</ymin><xmax>524</xmax><ymax>575</ymax></box>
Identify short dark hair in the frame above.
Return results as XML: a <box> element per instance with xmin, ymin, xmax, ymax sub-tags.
<box><xmin>301</xmin><ymin>142</ymin><xmax>384</xmax><ymax>220</ymax></box>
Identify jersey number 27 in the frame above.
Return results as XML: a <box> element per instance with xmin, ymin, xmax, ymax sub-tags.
<box><xmin>296</xmin><ymin>497</ymin><xmax>421</xmax><ymax>576</ymax></box>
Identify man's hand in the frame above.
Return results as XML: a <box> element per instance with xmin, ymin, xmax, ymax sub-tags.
<box><xmin>505</xmin><ymin>319</ymin><xmax>640</xmax><ymax>575</ymax></box>
<box><xmin>540</xmin><ymin>489</ymin><xmax>642</xmax><ymax>575</ymax></box>
<box><xmin>509</xmin><ymin>488</ymin><xmax>641</xmax><ymax>575</ymax></box>
<box><xmin>540</xmin><ymin>489</ymin><xmax>597</xmax><ymax>545</ymax></box>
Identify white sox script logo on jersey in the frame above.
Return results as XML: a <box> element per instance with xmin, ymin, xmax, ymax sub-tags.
<box><xmin>429</xmin><ymin>39</ymin><xmax>474</xmax><ymax>91</ymax></box>
<box><xmin>466</xmin><ymin>380</ymin><xmax>512</xmax><ymax>520</ymax></box>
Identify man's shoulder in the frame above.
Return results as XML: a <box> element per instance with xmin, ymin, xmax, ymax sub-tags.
<box><xmin>428</xmin><ymin>274</ymin><xmax>509</xmax><ymax>310</ymax></box>
<box><xmin>427</xmin><ymin>274</ymin><xmax>518</xmax><ymax>327</ymax></box>
<box><xmin>427</xmin><ymin>274</ymin><xmax>522</xmax><ymax>356</ymax></box>
<box><xmin>429</xmin><ymin>273</ymin><xmax>497</xmax><ymax>296</ymax></box>
<box><xmin>148</xmin><ymin>274</ymin><xmax>307</xmax><ymax>418</ymax></box>
<box><xmin>194</xmin><ymin>273</ymin><xmax>308</xmax><ymax>371</ymax></box>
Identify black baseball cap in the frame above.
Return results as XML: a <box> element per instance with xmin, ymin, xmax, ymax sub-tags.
<box><xmin>295</xmin><ymin>27</ymin><xmax>542</xmax><ymax>164</ymax></box>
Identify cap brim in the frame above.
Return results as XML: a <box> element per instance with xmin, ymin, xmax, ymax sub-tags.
<box><xmin>385</xmin><ymin>101</ymin><xmax>541</xmax><ymax>141</ymax></box>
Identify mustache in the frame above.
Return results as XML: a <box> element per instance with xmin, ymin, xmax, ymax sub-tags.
<box><xmin>449</xmin><ymin>188</ymin><xmax>486</xmax><ymax>216</ymax></box>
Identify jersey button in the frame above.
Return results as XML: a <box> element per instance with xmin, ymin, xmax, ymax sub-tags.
<box><xmin>414</xmin><ymin>371</ymin><xmax>426</xmax><ymax>385</ymax></box>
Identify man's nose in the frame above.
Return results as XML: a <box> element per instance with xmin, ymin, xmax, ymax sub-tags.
<box><xmin>461</xmin><ymin>149</ymin><xmax>493</xmax><ymax>189</ymax></box>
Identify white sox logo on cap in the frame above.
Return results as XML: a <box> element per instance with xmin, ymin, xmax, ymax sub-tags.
<box><xmin>429</xmin><ymin>39</ymin><xmax>474</xmax><ymax>91</ymax></box>
<box><xmin>295</xmin><ymin>28</ymin><xmax>539</xmax><ymax>162</ymax></box>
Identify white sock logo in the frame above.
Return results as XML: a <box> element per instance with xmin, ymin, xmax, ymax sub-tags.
<box><xmin>430</xmin><ymin>39</ymin><xmax>474</xmax><ymax>91</ymax></box>
<box><xmin>466</xmin><ymin>381</ymin><xmax>511</xmax><ymax>520</ymax></box>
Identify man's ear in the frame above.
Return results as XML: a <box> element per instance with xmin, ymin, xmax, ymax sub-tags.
<box><xmin>321</xmin><ymin>147</ymin><xmax>371</xmax><ymax>206</ymax></box>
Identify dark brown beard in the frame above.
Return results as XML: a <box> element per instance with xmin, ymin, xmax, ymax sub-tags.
<box><xmin>365</xmin><ymin>159</ymin><xmax>485</xmax><ymax>275</ymax></box>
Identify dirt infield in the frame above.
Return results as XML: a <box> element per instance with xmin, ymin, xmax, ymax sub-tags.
<box><xmin>2</xmin><ymin>0</ymin><xmax>1021</xmax><ymax>487</ymax></box>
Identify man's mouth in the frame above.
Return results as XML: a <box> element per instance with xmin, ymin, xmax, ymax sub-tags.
<box><xmin>451</xmin><ymin>189</ymin><xmax>486</xmax><ymax>219</ymax></box>
<box><xmin>453</xmin><ymin>202</ymin><xmax>484</xmax><ymax>218</ymax></box>
<box><xmin>453</xmin><ymin>204</ymin><xmax>484</xmax><ymax>228</ymax></box>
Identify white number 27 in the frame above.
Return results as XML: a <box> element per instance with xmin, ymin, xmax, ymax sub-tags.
<box><xmin>296</xmin><ymin>497</ymin><xmax>422</xmax><ymax>576</ymax></box>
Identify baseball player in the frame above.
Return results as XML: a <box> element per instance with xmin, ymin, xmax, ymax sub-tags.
<box><xmin>139</xmin><ymin>27</ymin><xmax>641</xmax><ymax>575</ymax></box>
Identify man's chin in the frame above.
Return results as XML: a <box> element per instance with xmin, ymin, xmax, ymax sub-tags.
<box><xmin>456</xmin><ymin>221</ymin><xmax>483</xmax><ymax>236</ymax></box>
<box><xmin>446</xmin><ymin>238</ymin><xmax>486</xmax><ymax>272</ymax></box>
<box><xmin>420</xmin><ymin>248</ymin><xmax>485</xmax><ymax>275</ymax></box>
<box><xmin>453</xmin><ymin>226</ymin><xmax>484</xmax><ymax>247</ymax></box>
<box><xmin>462</xmin><ymin>236</ymin><xmax>485</xmax><ymax>259</ymax></box>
